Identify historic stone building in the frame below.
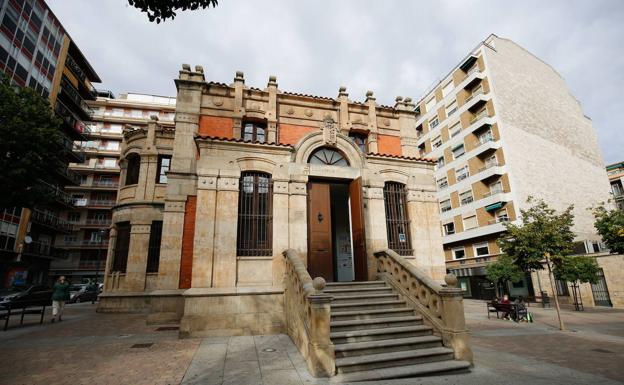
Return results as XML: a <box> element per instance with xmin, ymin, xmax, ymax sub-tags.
<box><xmin>98</xmin><ymin>66</ymin><xmax>450</xmax><ymax>337</ymax></box>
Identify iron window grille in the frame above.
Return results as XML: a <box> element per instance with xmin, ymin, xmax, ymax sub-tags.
<box><xmin>156</xmin><ymin>155</ymin><xmax>172</xmax><ymax>184</ymax></box>
<box><xmin>348</xmin><ymin>133</ymin><xmax>367</xmax><ymax>153</ymax></box>
<box><xmin>383</xmin><ymin>182</ymin><xmax>413</xmax><ymax>256</ymax></box>
<box><xmin>125</xmin><ymin>153</ymin><xmax>141</xmax><ymax>185</ymax></box>
<box><xmin>146</xmin><ymin>221</ymin><xmax>163</xmax><ymax>273</ymax></box>
<box><xmin>243</xmin><ymin>122</ymin><xmax>266</xmax><ymax>143</ymax></box>
<box><xmin>236</xmin><ymin>172</ymin><xmax>273</xmax><ymax>256</ymax></box>
<box><xmin>112</xmin><ymin>222</ymin><xmax>131</xmax><ymax>272</ymax></box>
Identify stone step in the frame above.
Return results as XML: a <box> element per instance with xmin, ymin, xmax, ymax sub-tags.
<box><xmin>330</xmin><ymin>293</ymin><xmax>399</xmax><ymax>304</ymax></box>
<box><xmin>331</xmin><ymin>325</ymin><xmax>433</xmax><ymax>344</ymax></box>
<box><xmin>330</xmin><ymin>315</ymin><xmax>422</xmax><ymax>332</ymax></box>
<box><xmin>324</xmin><ymin>287</ymin><xmax>394</xmax><ymax>296</ymax></box>
<box><xmin>330</xmin><ymin>299</ymin><xmax>406</xmax><ymax>312</ymax></box>
<box><xmin>331</xmin><ymin>307</ymin><xmax>415</xmax><ymax>321</ymax></box>
<box><xmin>333</xmin><ymin>335</ymin><xmax>443</xmax><ymax>358</ymax></box>
<box><xmin>324</xmin><ymin>281</ymin><xmax>387</xmax><ymax>290</ymax></box>
<box><xmin>335</xmin><ymin>347</ymin><xmax>455</xmax><ymax>374</ymax></box>
<box><xmin>331</xmin><ymin>359</ymin><xmax>471</xmax><ymax>383</ymax></box>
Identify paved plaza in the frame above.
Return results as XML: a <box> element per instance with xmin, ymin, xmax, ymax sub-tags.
<box><xmin>0</xmin><ymin>300</ymin><xmax>622</xmax><ymax>384</ymax></box>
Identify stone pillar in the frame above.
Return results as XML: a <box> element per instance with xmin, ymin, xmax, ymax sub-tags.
<box><xmin>396</xmin><ymin>97</ymin><xmax>419</xmax><ymax>158</ymax></box>
<box><xmin>232</xmin><ymin>71</ymin><xmax>245</xmax><ymax>139</ymax></box>
<box><xmin>103</xmin><ymin>227</ymin><xmax>117</xmax><ymax>292</ymax></box>
<box><xmin>365</xmin><ymin>91</ymin><xmax>379</xmax><ymax>153</ymax></box>
<box><xmin>191</xmin><ymin>172</ymin><xmax>218</xmax><ymax>288</ymax></box>
<box><xmin>124</xmin><ymin>222</ymin><xmax>151</xmax><ymax>292</ymax></box>
<box><xmin>307</xmin><ymin>287</ymin><xmax>335</xmax><ymax>377</ymax></box>
<box><xmin>288</xmin><ymin>178</ymin><xmax>308</xmax><ymax>259</ymax></box>
<box><xmin>266</xmin><ymin>75</ymin><xmax>278</xmax><ymax>143</ymax></box>
<box><xmin>272</xmin><ymin>178</ymin><xmax>290</xmax><ymax>286</ymax></box>
<box><xmin>212</xmin><ymin>170</ymin><xmax>240</xmax><ymax>287</ymax></box>
<box><xmin>406</xmin><ymin>185</ymin><xmax>446</xmax><ymax>280</ymax></box>
<box><xmin>158</xmin><ymin>197</ymin><xmax>186</xmax><ymax>289</ymax></box>
<box><xmin>363</xmin><ymin>180</ymin><xmax>388</xmax><ymax>279</ymax></box>
<box><xmin>439</xmin><ymin>275</ymin><xmax>473</xmax><ymax>363</ymax></box>
<box><xmin>337</xmin><ymin>86</ymin><xmax>351</xmax><ymax>136</ymax></box>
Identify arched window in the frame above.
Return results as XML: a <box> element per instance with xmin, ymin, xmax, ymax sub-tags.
<box><xmin>383</xmin><ymin>182</ymin><xmax>413</xmax><ymax>256</ymax></box>
<box><xmin>237</xmin><ymin>171</ymin><xmax>273</xmax><ymax>256</ymax></box>
<box><xmin>308</xmin><ymin>147</ymin><xmax>349</xmax><ymax>166</ymax></box>
<box><xmin>125</xmin><ymin>153</ymin><xmax>141</xmax><ymax>185</ymax></box>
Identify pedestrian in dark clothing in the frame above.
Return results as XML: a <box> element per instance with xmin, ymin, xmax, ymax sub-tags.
<box><xmin>51</xmin><ymin>276</ymin><xmax>70</xmax><ymax>322</ymax></box>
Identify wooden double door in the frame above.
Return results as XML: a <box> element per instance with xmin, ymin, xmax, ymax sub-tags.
<box><xmin>307</xmin><ymin>178</ymin><xmax>367</xmax><ymax>282</ymax></box>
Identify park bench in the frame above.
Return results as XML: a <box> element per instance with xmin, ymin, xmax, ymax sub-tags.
<box><xmin>1</xmin><ymin>302</ymin><xmax>49</xmax><ymax>331</ymax></box>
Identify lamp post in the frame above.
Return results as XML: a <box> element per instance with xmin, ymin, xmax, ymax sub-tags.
<box><xmin>92</xmin><ymin>229</ymin><xmax>107</xmax><ymax>304</ymax></box>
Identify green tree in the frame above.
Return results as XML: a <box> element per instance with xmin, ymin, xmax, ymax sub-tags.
<box><xmin>0</xmin><ymin>76</ymin><xmax>64</xmax><ymax>209</ymax></box>
<box><xmin>554</xmin><ymin>256</ymin><xmax>600</xmax><ymax>285</ymax></box>
<box><xmin>592</xmin><ymin>204</ymin><xmax>624</xmax><ymax>254</ymax></box>
<box><xmin>485</xmin><ymin>255</ymin><xmax>524</xmax><ymax>297</ymax></box>
<box><xmin>128</xmin><ymin>0</ymin><xmax>218</xmax><ymax>23</ymax></box>
<box><xmin>497</xmin><ymin>197</ymin><xmax>575</xmax><ymax>330</ymax></box>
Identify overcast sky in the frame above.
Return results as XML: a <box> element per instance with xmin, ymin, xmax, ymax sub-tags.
<box><xmin>48</xmin><ymin>0</ymin><xmax>623</xmax><ymax>164</ymax></box>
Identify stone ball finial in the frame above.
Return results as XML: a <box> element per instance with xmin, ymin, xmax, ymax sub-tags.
<box><xmin>444</xmin><ymin>273</ymin><xmax>458</xmax><ymax>288</ymax></box>
<box><xmin>182</xmin><ymin>63</ymin><xmax>191</xmax><ymax>71</ymax></box>
<box><xmin>404</xmin><ymin>97</ymin><xmax>413</xmax><ymax>103</ymax></box>
<box><xmin>269</xmin><ymin>75</ymin><xmax>277</xmax><ymax>82</ymax></box>
<box><xmin>395</xmin><ymin>96</ymin><xmax>403</xmax><ymax>102</ymax></box>
<box><xmin>312</xmin><ymin>277</ymin><xmax>326</xmax><ymax>293</ymax></box>
<box><xmin>236</xmin><ymin>70</ymin><xmax>244</xmax><ymax>78</ymax></box>
<box><xmin>195</xmin><ymin>65</ymin><xmax>204</xmax><ymax>73</ymax></box>
<box><xmin>366</xmin><ymin>90</ymin><xmax>374</xmax><ymax>97</ymax></box>
<box><xmin>339</xmin><ymin>86</ymin><xmax>347</xmax><ymax>92</ymax></box>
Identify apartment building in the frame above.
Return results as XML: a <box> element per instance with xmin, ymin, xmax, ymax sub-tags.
<box><xmin>414</xmin><ymin>34</ymin><xmax>612</xmax><ymax>300</ymax></box>
<box><xmin>607</xmin><ymin>161</ymin><xmax>624</xmax><ymax>210</ymax></box>
<box><xmin>49</xmin><ymin>93</ymin><xmax>176</xmax><ymax>284</ymax></box>
<box><xmin>0</xmin><ymin>0</ymin><xmax>100</xmax><ymax>287</ymax></box>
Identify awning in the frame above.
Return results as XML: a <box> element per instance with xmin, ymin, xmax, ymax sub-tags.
<box><xmin>485</xmin><ymin>202</ymin><xmax>503</xmax><ymax>212</ymax></box>
<box><xmin>448</xmin><ymin>266</ymin><xmax>487</xmax><ymax>277</ymax></box>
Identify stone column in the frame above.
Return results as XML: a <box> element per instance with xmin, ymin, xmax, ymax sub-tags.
<box><xmin>406</xmin><ymin>186</ymin><xmax>446</xmax><ymax>280</ymax></box>
<box><xmin>288</xmin><ymin>178</ymin><xmax>308</xmax><ymax>260</ymax></box>
<box><xmin>396</xmin><ymin>97</ymin><xmax>419</xmax><ymax>158</ymax></box>
<box><xmin>232</xmin><ymin>71</ymin><xmax>245</xmax><ymax>139</ymax></box>
<box><xmin>158</xmin><ymin>197</ymin><xmax>186</xmax><ymax>289</ymax></box>
<box><xmin>124</xmin><ymin>222</ymin><xmax>151</xmax><ymax>292</ymax></box>
<box><xmin>363</xmin><ymin>180</ymin><xmax>388</xmax><ymax>279</ymax></box>
<box><xmin>102</xmin><ymin>227</ymin><xmax>117</xmax><ymax>292</ymax></box>
<box><xmin>337</xmin><ymin>86</ymin><xmax>351</xmax><ymax>136</ymax></box>
<box><xmin>266</xmin><ymin>75</ymin><xmax>278</xmax><ymax>143</ymax></box>
<box><xmin>365</xmin><ymin>91</ymin><xmax>379</xmax><ymax>153</ymax></box>
<box><xmin>272</xmin><ymin>178</ymin><xmax>290</xmax><ymax>286</ymax></box>
<box><xmin>212</xmin><ymin>170</ymin><xmax>240</xmax><ymax>287</ymax></box>
<box><xmin>191</xmin><ymin>172</ymin><xmax>218</xmax><ymax>288</ymax></box>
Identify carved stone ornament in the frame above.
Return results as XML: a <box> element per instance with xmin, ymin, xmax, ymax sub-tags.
<box><xmin>304</xmin><ymin>109</ymin><xmax>313</xmax><ymax>117</ymax></box>
<box><xmin>213</xmin><ymin>97</ymin><xmax>224</xmax><ymax>106</ymax></box>
<box><xmin>322</xmin><ymin>117</ymin><xmax>338</xmax><ymax>146</ymax></box>
<box><xmin>383</xmin><ymin>118</ymin><xmax>390</xmax><ymax>126</ymax></box>
<box><xmin>287</xmin><ymin>107</ymin><xmax>295</xmax><ymax>115</ymax></box>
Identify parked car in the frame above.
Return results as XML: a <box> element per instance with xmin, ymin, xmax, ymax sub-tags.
<box><xmin>0</xmin><ymin>285</ymin><xmax>52</xmax><ymax>309</ymax></box>
<box><xmin>68</xmin><ymin>287</ymin><xmax>99</xmax><ymax>303</ymax></box>
<box><xmin>69</xmin><ymin>284</ymin><xmax>87</xmax><ymax>297</ymax></box>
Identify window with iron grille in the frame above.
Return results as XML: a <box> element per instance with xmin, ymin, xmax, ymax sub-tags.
<box><xmin>236</xmin><ymin>172</ymin><xmax>273</xmax><ymax>256</ymax></box>
<box><xmin>383</xmin><ymin>182</ymin><xmax>413</xmax><ymax>256</ymax></box>
<box><xmin>555</xmin><ymin>279</ymin><xmax>569</xmax><ymax>296</ymax></box>
<box><xmin>243</xmin><ymin>121</ymin><xmax>266</xmax><ymax>143</ymax></box>
<box><xmin>112</xmin><ymin>222</ymin><xmax>130</xmax><ymax>272</ymax></box>
<box><xmin>146</xmin><ymin>221</ymin><xmax>163</xmax><ymax>273</ymax></box>
<box><xmin>125</xmin><ymin>153</ymin><xmax>140</xmax><ymax>185</ymax></box>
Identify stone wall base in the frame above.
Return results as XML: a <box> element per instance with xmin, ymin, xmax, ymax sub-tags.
<box><xmin>97</xmin><ymin>290</ymin><xmax>186</xmax><ymax>324</ymax></box>
<box><xmin>179</xmin><ymin>287</ymin><xmax>285</xmax><ymax>338</ymax></box>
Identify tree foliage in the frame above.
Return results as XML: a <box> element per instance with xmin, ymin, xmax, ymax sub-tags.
<box><xmin>592</xmin><ymin>204</ymin><xmax>624</xmax><ymax>254</ymax></box>
<box><xmin>554</xmin><ymin>256</ymin><xmax>600</xmax><ymax>285</ymax></box>
<box><xmin>497</xmin><ymin>197</ymin><xmax>575</xmax><ymax>271</ymax></box>
<box><xmin>128</xmin><ymin>0</ymin><xmax>218</xmax><ymax>23</ymax></box>
<box><xmin>0</xmin><ymin>76</ymin><xmax>64</xmax><ymax>209</ymax></box>
<box><xmin>486</xmin><ymin>254</ymin><xmax>524</xmax><ymax>286</ymax></box>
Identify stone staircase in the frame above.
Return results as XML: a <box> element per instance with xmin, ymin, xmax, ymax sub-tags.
<box><xmin>326</xmin><ymin>280</ymin><xmax>471</xmax><ymax>382</ymax></box>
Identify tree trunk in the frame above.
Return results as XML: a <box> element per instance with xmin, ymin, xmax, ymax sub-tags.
<box><xmin>546</xmin><ymin>257</ymin><xmax>565</xmax><ymax>331</ymax></box>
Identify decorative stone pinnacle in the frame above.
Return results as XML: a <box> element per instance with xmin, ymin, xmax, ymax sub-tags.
<box><xmin>182</xmin><ymin>63</ymin><xmax>191</xmax><ymax>71</ymax></box>
<box><xmin>268</xmin><ymin>75</ymin><xmax>278</xmax><ymax>87</ymax></box>
<box><xmin>235</xmin><ymin>71</ymin><xmax>244</xmax><ymax>82</ymax></box>
<box><xmin>404</xmin><ymin>97</ymin><xmax>413</xmax><ymax>103</ymax></box>
<box><xmin>339</xmin><ymin>86</ymin><xmax>347</xmax><ymax>92</ymax></box>
<box><xmin>395</xmin><ymin>96</ymin><xmax>403</xmax><ymax>102</ymax></box>
<box><xmin>366</xmin><ymin>90</ymin><xmax>374</xmax><ymax>97</ymax></box>
<box><xmin>444</xmin><ymin>273</ymin><xmax>458</xmax><ymax>288</ymax></box>
<box><xmin>312</xmin><ymin>277</ymin><xmax>326</xmax><ymax>293</ymax></box>
<box><xmin>195</xmin><ymin>65</ymin><xmax>204</xmax><ymax>73</ymax></box>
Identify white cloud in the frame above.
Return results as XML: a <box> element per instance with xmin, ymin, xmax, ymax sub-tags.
<box><xmin>47</xmin><ymin>0</ymin><xmax>624</xmax><ymax>163</ymax></box>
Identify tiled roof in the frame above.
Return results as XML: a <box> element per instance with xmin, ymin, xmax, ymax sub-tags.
<box><xmin>281</xmin><ymin>91</ymin><xmax>335</xmax><ymax>101</ymax></box>
<box><xmin>367</xmin><ymin>152</ymin><xmax>435</xmax><ymax>163</ymax></box>
<box><xmin>207</xmin><ymin>81</ymin><xmax>229</xmax><ymax>87</ymax></box>
<box><xmin>195</xmin><ymin>135</ymin><xmax>294</xmax><ymax>148</ymax></box>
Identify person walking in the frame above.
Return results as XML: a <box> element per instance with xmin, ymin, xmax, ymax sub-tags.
<box><xmin>51</xmin><ymin>276</ymin><xmax>70</xmax><ymax>323</ymax></box>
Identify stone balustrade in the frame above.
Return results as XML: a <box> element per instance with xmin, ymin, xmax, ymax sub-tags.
<box><xmin>374</xmin><ymin>249</ymin><xmax>473</xmax><ymax>363</ymax></box>
<box><xmin>282</xmin><ymin>249</ymin><xmax>334</xmax><ymax>377</ymax></box>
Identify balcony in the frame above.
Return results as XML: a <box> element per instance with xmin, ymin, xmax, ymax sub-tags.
<box><xmin>488</xmin><ymin>216</ymin><xmax>510</xmax><ymax>225</ymax></box>
<box><xmin>469</xmin><ymin>109</ymin><xmax>489</xmax><ymax>124</ymax></box>
<box><xmin>71</xmin><ymin>199</ymin><xmax>116</xmax><ymax>208</ymax></box>
<box><xmin>30</xmin><ymin>209</ymin><xmax>73</xmax><ymax>233</ymax></box>
<box><xmin>56</xmin><ymin>239</ymin><xmax>109</xmax><ymax>249</ymax></box>
<box><xmin>56</xmin><ymin>163</ymin><xmax>82</xmax><ymax>185</ymax></box>
<box><xmin>461</xmin><ymin>65</ymin><xmax>481</xmax><ymax>83</ymax></box>
<box><xmin>472</xmin><ymin>137</ymin><xmax>500</xmax><ymax>157</ymax></box>
<box><xmin>22</xmin><ymin>241</ymin><xmax>63</xmax><ymax>258</ymax></box>
<box><xmin>92</xmin><ymin>180</ymin><xmax>119</xmax><ymax>188</ymax></box>
<box><xmin>38</xmin><ymin>180</ymin><xmax>75</xmax><ymax>207</ymax></box>
<box><xmin>464</xmin><ymin>88</ymin><xmax>484</xmax><ymax>104</ymax></box>
<box><xmin>60</xmin><ymin>76</ymin><xmax>95</xmax><ymax>120</ymax></box>
<box><xmin>55</xmin><ymin>100</ymin><xmax>90</xmax><ymax>139</ymax></box>
<box><xmin>482</xmin><ymin>188</ymin><xmax>506</xmax><ymax>199</ymax></box>
<box><xmin>85</xmin><ymin>218</ymin><xmax>112</xmax><ymax>227</ymax></box>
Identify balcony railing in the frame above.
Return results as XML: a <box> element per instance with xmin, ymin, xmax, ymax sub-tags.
<box><xmin>92</xmin><ymin>180</ymin><xmax>118</xmax><ymax>188</ymax></box>
<box><xmin>482</xmin><ymin>189</ymin><xmax>506</xmax><ymax>198</ymax></box>
<box><xmin>22</xmin><ymin>241</ymin><xmax>54</xmax><ymax>257</ymax></box>
<box><xmin>30</xmin><ymin>209</ymin><xmax>73</xmax><ymax>232</ymax></box>
<box><xmin>56</xmin><ymin>164</ymin><xmax>82</xmax><ymax>185</ymax></box>
<box><xmin>488</xmin><ymin>216</ymin><xmax>510</xmax><ymax>225</ymax></box>
<box><xmin>38</xmin><ymin>180</ymin><xmax>74</xmax><ymax>207</ymax></box>
<box><xmin>474</xmin><ymin>136</ymin><xmax>495</xmax><ymax>147</ymax></box>
<box><xmin>60</xmin><ymin>76</ymin><xmax>94</xmax><ymax>118</ymax></box>
<box><xmin>86</xmin><ymin>218</ymin><xmax>112</xmax><ymax>226</ymax></box>
<box><xmin>478</xmin><ymin>162</ymin><xmax>500</xmax><ymax>173</ymax></box>
<box><xmin>469</xmin><ymin>109</ymin><xmax>489</xmax><ymax>124</ymax></box>
<box><xmin>57</xmin><ymin>239</ymin><xmax>109</xmax><ymax>248</ymax></box>
<box><xmin>464</xmin><ymin>88</ymin><xmax>484</xmax><ymax>104</ymax></box>
<box><xmin>72</xmin><ymin>199</ymin><xmax>115</xmax><ymax>207</ymax></box>
<box><xmin>55</xmin><ymin>100</ymin><xmax>90</xmax><ymax>137</ymax></box>
<box><xmin>461</xmin><ymin>65</ymin><xmax>481</xmax><ymax>82</ymax></box>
